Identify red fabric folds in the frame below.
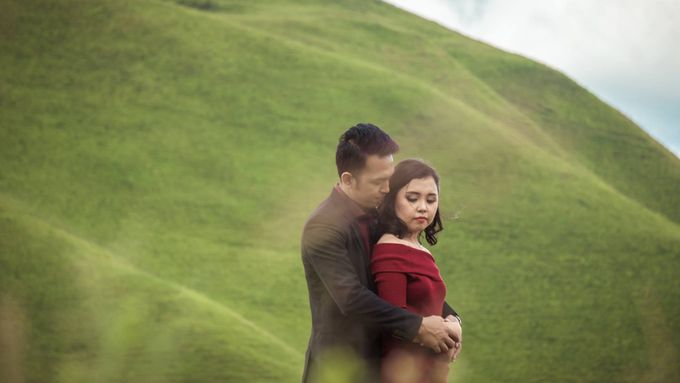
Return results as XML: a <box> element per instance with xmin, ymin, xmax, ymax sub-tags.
<box><xmin>371</xmin><ymin>242</ymin><xmax>450</xmax><ymax>383</ymax></box>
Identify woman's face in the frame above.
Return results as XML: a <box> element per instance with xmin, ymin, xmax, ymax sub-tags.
<box><xmin>394</xmin><ymin>176</ymin><xmax>439</xmax><ymax>236</ymax></box>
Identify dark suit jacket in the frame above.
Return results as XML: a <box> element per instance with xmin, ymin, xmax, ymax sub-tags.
<box><xmin>300</xmin><ymin>187</ymin><xmax>458</xmax><ymax>382</ymax></box>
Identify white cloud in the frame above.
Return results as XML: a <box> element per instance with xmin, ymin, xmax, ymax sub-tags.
<box><xmin>383</xmin><ymin>0</ymin><xmax>680</xmax><ymax>157</ymax></box>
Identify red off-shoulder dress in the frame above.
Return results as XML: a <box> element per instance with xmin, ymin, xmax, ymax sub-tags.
<box><xmin>371</xmin><ymin>242</ymin><xmax>450</xmax><ymax>383</ymax></box>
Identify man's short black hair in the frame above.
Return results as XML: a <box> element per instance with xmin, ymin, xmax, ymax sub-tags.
<box><xmin>335</xmin><ymin>123</ymin><xmax>399</xmax><ymax>177</ymax></box>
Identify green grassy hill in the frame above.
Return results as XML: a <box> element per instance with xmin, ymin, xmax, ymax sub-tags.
<box><xmin>1</xmin><ymin>0</ymin><xmax>679</xmax><ymax>382</ymax></box>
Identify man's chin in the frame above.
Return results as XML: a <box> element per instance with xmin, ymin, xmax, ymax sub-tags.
<box><xmin>361</xmin><ymin>201</ymin><xmax>380</xmax><ymax>210</ymax></box>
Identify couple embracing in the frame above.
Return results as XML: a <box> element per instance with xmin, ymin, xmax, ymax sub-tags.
<box><xmin>301</xmin><ymin>123</ymin><xmax>463</xmax><ymax>383</ymax></box>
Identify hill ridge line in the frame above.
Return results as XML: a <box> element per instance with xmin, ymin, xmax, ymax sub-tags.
<box><xmin>239</xmin><ymin>13</ymin><xmax>570</xmax><ymax>153</ymax></box>
<box><xmin>478</xmin><ymin>86</ymin><xmax>680</xmax><ymax>226</ymax></box>
<box><xmin>0</xmin><ymin>192</ymin><xmax>304</xmax><ymax>360</ymax></box>
<box><xmin>161</xmin><ymin>0</ymin><xmax>565</xmax><ymax>151</ymax></box>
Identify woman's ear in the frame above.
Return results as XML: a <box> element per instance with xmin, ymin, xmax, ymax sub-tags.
<box><xmin>340</xmin><ymin>172</ymin><xmax>354</xmax><ymax>187</ymax></box>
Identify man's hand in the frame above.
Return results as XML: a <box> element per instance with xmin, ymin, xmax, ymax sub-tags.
<box><xmin>413</xmin><ymin>315</ymin><xmax>457</xmax><ymax>353</ymax></box>
<box><xmin>444</xmin><ymin>315</ymin><xmax>463</xmax><ymax>361</ymax></box>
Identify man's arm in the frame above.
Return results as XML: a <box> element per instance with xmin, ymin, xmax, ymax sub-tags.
<box><xmin>302</xmin><ymin>222</ymin><xmax>421</xmax><ymax>340</ymax></box>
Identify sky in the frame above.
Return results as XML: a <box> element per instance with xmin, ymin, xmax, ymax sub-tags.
<box><xmin>382</xmin><ymin>0</ymin><xmax>680</xmax><ymax>158</ymax></box>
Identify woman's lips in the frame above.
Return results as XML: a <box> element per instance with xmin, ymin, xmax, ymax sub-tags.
<box><xmin>415</xmin><ymin>217</ymin><xmax>428</xmax><ymax>222</ymax></box>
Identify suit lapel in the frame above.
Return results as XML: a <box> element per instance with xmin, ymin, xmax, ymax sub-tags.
<box><xmin>350</xmin><ymin>221</ymin><xmax>372</xmax><ymax>283</ymax></box>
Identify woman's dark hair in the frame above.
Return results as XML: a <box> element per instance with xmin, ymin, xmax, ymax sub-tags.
<box><xmin>336</xmin><ymin>123</ymin><xmax>399</xmax><ymax>177</ymax></box>
<box><xmin>378</xmin><ymin>159</ymin><xmax>443</xmax><ymax>246</ymax></box>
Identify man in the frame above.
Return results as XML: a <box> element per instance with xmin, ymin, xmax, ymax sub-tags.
<box><xmin>301</xmin><ymin>123</ymin><xmax>462</xmax><ymax>382</ymax></box>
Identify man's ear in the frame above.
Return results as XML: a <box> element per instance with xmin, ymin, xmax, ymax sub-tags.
<box><xmin>340</xmin><ymin>172</ymin><xmax>354</xmax><ymax>187</ymax></box>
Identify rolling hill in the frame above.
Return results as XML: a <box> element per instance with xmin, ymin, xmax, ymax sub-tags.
<box><xmin>1</xmin><ymin>0</ymin><xmax>679</xmax><ymax>382</ymax></box>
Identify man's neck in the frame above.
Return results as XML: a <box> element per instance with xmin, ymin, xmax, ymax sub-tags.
<box><xmin>335</xmin><ymin>183</ymin><xmax>369</xmax><ymax>215</ymax></box>
<box><xmin>338</xmin><ymin>182</ymin><xmax>354</xmax><ymax>200</ymax></box>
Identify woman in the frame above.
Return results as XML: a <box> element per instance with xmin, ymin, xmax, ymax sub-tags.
<box><xmin>371</xmin><ymin>159</ymin><xmax>460</xmax><ymax>383</ymax></box>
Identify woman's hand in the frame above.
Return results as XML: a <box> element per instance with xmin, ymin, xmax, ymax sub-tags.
<box><xmin>444</xmin><ymin>316</ymin><xmax>462</xmax><ymax>362</ymax></box>
<box><xmin>446</xmin><ymin>341</ymin><xmax>462</xmax><ymax>362</ymax></box>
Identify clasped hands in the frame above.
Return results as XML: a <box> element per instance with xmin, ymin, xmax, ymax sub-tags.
<box><xmin>414</xmin><ymin>315</ymin><xmax>463</xmax><ymax>363</ymax></box>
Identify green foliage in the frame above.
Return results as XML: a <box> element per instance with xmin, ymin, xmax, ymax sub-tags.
<box><xmin>1</xmin><ymin>0</ymin><xmax>679</xmax><ymax>382</ymax></box>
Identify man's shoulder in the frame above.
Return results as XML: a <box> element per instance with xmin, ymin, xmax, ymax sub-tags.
<box><xmin>304</xmin><ymin>190</ymin><xmax>352</xmax><ymax>230</ymax></box>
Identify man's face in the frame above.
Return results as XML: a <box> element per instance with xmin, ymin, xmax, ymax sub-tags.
<box><xmin>349</xmin><ymin>154</ymin><xmax>395</xmax><ymax>209</ymax></box>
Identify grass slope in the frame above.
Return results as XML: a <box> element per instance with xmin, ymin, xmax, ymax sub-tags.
<box><xmin>1</xmin><ymin>0</ymin><xmax>679</xmax><ymax>382</ymax></box>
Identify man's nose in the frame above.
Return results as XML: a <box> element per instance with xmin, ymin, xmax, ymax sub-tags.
<box><xmin>380</xmin><ymin>181</ymin><xmax>390</xmax><ymax>194</ymax></box>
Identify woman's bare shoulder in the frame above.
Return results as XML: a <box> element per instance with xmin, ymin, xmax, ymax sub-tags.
<box><xmin>377</xmin><ymin>233</ymin><xmax>401</xmax><ymax>244</ymax></box>
<box><xmin>377</xmin><ymin>233</ymin><xmax>415</xmax><ymax>246</ymax></box>
<box><xmin>376</xmin><ymin>234</ymin><xmax>431</xmax><ymax>254</ymax></box>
